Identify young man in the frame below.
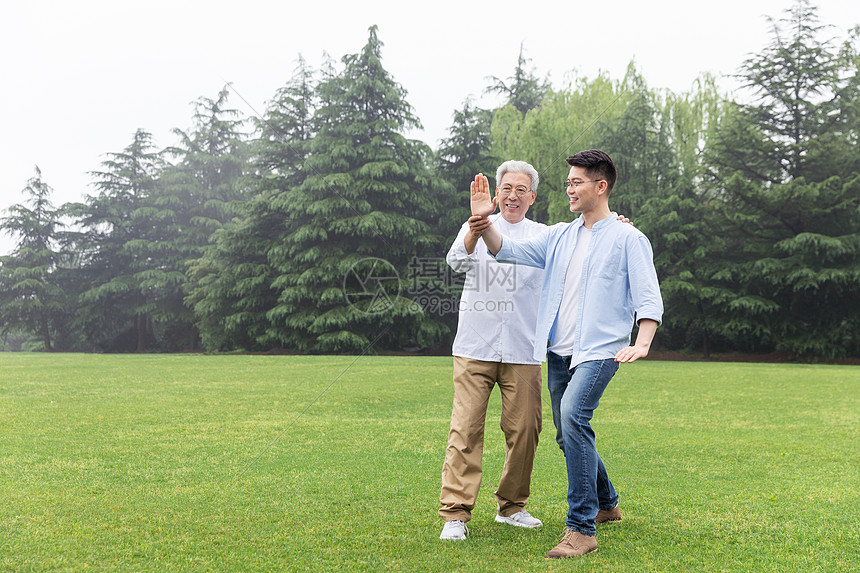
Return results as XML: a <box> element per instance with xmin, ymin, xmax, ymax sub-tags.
<box><xmin>468</xmin><ymin>149</ymin><xmax>663</xmax><ymax>558</ymax></box>
<box><xmin>439</xmin><ymin>160</ymin><xmax>546</xmax><ymax>540</ymax></box>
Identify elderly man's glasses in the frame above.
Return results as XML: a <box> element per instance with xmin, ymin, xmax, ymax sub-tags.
<box><xmin>499</xmin><ymin>184</ymin><xmax>532</xmax><ymax>198</ymax></box>
<box><xmin>565</xmin><ymin>179</ymin><xmax>603</xmax><ymax>189</ymax></box>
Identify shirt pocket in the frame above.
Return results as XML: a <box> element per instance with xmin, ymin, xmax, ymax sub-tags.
<box><xmin>596</xmin><ymin>241</ymin><xmax>623</xmax><ymax>280</ymax></box>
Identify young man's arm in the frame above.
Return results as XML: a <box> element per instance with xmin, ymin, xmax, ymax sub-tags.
<box><xmin>615</xmin><ymin>232</ymin><xmax>664</xmax><ymax>363</ymax></box>
<box><xmin>614</xmin><ymin>319</ymin><xmax>658</xmax><ymax>363</ymax></box>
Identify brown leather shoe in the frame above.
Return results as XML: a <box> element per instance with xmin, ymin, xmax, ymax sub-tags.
<box><xmin>545</xmin><ymin>528</ymin><xmax>598</xmax><ymax>559</ymax></box>
<box><xmin>595</xmin><ymin>506</ymin><xmax>622</xmax><ymax>524</ymax></box>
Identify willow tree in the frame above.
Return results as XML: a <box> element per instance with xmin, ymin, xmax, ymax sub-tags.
<box><xmin>489</xmin><ymin>71</ymin><xmax>623</xmax><ymax>224</ymax></box>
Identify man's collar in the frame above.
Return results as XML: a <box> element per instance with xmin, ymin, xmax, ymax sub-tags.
<box><xmin>496</xmin><ymin>214</ymin><xmax>531</xmax><ymax>226</ymax></box>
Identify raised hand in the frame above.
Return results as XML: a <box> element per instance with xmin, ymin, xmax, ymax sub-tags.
<box><xmin>470</xmin><ymin>173</ymin><xmax>497</xmax><ymax>218</ymax></box>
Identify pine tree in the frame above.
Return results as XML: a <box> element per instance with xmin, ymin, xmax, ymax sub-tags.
<box><xmin>0</xmin><ymin>167</ymin><xmax>66</xmax><ymax>351</ymax></box>
<box><xmin>67</xmin><ymin>129</ymin><xmax>166</xmax><ymax>352</ymax></box>
<box><xmin>705</xmin><ymin>0</ymin><xmax>860</xmax><ymax>357</ymax></box>
<box><xmin>187</xmin><ymin>59</ymin><xmax>316</xmax><ymax>351</ymax></box>
<box><xmin>435</xmin><ymin>98</ymin><xmax>495</xmax><ymax>240</ymax></box>
<box><xmin>265</xmin><ymin>26</ymin><xmax>447</xmax><ymax>353</ymax></box>
<box><xmin>166</xmin><ymin>86</ymin><xmax>249</xmax><ymax>247</ymax></box>
<box><xmin>161</xmin><ymin>87</ymin><xmax>249</xmax><ymax>349</ymax></box>
<box><xmin>485</xmin><ymin>43</ymin><xmax>550</xmax><ymax>116</ymax></box>
<box><xmin>633</xmin><ymin>77</ymin><xmax>730</xmax><ymax>356</ymax></box>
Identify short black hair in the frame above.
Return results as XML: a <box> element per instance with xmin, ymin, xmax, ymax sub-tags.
<box><xmin>566</xmin><ymin>149</ymin><xmax>617</xmax><ymax>193</ymax></box>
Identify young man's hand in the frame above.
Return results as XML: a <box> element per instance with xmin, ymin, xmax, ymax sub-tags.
<box><xmin>614</xmin><ymin>344</ymin><xmax>650</xmax><ymax>363</ymax></box>
<box><xmin>614</xmin><ymin>319</ymin><xmax>658</xmax><ymax>363</ymax></box>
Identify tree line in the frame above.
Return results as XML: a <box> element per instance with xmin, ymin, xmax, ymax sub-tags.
<box><xmin>2</xmin><ymin>2</ymin><xmax>858</xmax><ymax>359</ymax></box>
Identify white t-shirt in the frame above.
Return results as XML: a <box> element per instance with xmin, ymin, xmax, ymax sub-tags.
<box><xmin>549</xmin><ymin>225</ymin><xmax>592</xmax><ymax>355</ymax></box>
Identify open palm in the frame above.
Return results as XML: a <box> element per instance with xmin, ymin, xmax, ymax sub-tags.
<box><xmin>470</xmin><ymin>173</ymin><xmax>497</xmax><ymax>218</ymax></box>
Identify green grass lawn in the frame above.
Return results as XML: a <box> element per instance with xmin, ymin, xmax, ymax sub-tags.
<box><xmin>1</xmin><ymin>354</ymin><xmax>858</xmax><ymax>572</ymax></box>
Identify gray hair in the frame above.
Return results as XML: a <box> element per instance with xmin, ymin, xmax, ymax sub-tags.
<box><xmin>495</xmin><ymin>160</ymin><xmax>539</xmax><ymax>192</ymax></box>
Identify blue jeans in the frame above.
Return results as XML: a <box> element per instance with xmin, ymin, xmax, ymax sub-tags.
<box><xmin>547</xmin><ymin>352</ymin><xmax>619</xmax><ymax>535</ymax></box>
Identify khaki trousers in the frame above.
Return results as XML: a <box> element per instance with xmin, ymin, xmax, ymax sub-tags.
<box><xmin>439</xmin><ymin>357</ymin><xmax>542</xmax><ymax>522</ymax></box>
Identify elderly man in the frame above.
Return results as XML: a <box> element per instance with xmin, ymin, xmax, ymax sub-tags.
<box><xmin>438</xmin><ymin>160</ymin><xmax>546</xmax><ymax>541</ymax></box>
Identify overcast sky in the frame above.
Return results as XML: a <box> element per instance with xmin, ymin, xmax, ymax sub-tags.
<box><xmin>2</xmin><ymin>0</ymin><xmax>858</xmax><ymax>254</ymax></box>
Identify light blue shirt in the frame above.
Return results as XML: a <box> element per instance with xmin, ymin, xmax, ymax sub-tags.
<box><xmin>494</xmin><ymin>214</ymin><xmax>664</xmax><ymax>366</ymax></box>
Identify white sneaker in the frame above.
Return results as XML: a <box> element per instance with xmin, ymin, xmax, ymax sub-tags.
<box><xmin>440</xmin><ymin>520</ymin><xmax>469</xmax><ymax>540</ymax></box>
<box><xmin>495</xmin><ymin>510</ymin><xmax>542</xmax><ymax>528</ymax></box>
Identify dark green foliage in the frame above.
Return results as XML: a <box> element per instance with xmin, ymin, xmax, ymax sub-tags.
<box><xmin>68</xmin><ymin>90</ymin><xmax>250</xmax><ymax>353</ymax></box>
<box><xmin>161</xmin><ymin>87</ymin><xmax>250</xmax><ymax>350</ymax></box>
<box><xmin>66</xmin><ymin>130</ymin><xmax>167</xmax><ymax>352</ymax></box>
<box><xmin>185</xmin><ymin>214</ymin><xmax>277</xmax><ymax>352</ymax></box>
<box><xmin>263</xmin><ymin>26</ymin><xmax>447</xmax><ymax>353</ymax></box>
<box><xmin>187</xmin><ymin>59</ymin><xmax>316</xmax><ymax>351</ymax></box>
<box><xmin>2</xmin><ymin>10</ymin><xmax>857</xmax><ymax>359</ymax></box>
<box><xmin>0</xmin><ymin>168</ymin><xmax>67</xmax><ymax>351</ymax></box>
<box><xmin>705</xmin><ymin>0</ymin><xmax>860</xmax><ymax>357</ymax></box>
<box><xmin>435</xmin><ymin>98</ymin><xmax>496</xmax><ymax>241</ymax></box>
<box><xmin>628</xmin><ymin>76</ymin><xmax>732</xmax><ymax>357</ymax></box>
<box><xmin>431</xmin><ymin>99</ymin><xmax>499</xmax><ymax>348</ymax></box>
<box><xmin>165</xmin><ymin>86</ymin><xmax>249</xmax><ymax>248</ymax></box>
<box><xmin>485</xmin><ymin>43</ymin><xmax>550</xmax><ymax>116</ymax></box>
